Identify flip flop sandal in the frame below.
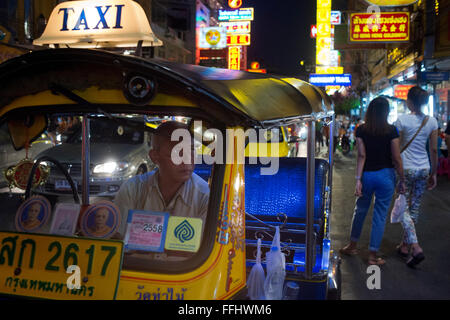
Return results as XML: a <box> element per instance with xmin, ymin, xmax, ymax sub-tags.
<box><xmin>396</xmin><ymin>246</ymin><xmax>409</xmax><ymax>258</ymax></box>
<box><xmin>339</xmin><ymin>247</ymin><xmax>358</xmax><ymax>256</ymax></box>
<box><xmin>406</xmin><ymin>252</ymin><xmax>425</xmax><ymax>268</ymax></box>
<box><xmin>368</xmin><ymin>257</ymin><xmax>386</xmax><ymax>266</ymax></box>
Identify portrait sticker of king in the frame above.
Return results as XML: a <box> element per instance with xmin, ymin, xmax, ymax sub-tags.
<box><xmin>15</xmin><ymin>196</ymin><xmax>51</xmax><ymax>233</ymax></box>
<box><xmin>80</xmin><ymin>201</ymin><xmax>120</xmax><ymax>239</ymax></box>
<box><xmin>165</xmin><ymin>217</ymin><xmax>203</xmax><ymax>253</ymax></box>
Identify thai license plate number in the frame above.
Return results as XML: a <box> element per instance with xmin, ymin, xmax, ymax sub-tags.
<box><xmin>55</xmin><ymin>179</ymin><xmax>76</xmax><ymax>191</ymax></box>
<box><xmin>0</xmin><ymin>231</ymin><xmax>124</xmax><ymax>300</ymax></box>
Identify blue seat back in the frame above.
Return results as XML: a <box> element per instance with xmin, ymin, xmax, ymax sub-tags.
<box><xmin>245</xmin><ymin>157</ymin><xmax>328</xmax><ymax>220</ymax></box>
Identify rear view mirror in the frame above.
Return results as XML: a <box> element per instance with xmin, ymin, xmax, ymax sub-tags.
<box><xmin>7</xmin><ymin>115</ymin><xmax>47</xmax><ymax>151</ymax></box>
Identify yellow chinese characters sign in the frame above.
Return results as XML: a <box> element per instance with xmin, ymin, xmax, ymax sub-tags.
<box><xmin>227</xmin><ymin>34</ymin><xmax>250</xmax><ymax>46</ymax></box>
<box><xmin>350</xmin><ymin>12</ymin><xmax>410</xmax><ymax>42</ymax></box>
<box><xmin>0</xmin><ymin>232</ymin><xmax>123</xmax><ymax>299</ymax></box>
<box><xmin>228</xmin><ymin>46</ymin><xmax>241</xmax><ymax>70</ymax></box>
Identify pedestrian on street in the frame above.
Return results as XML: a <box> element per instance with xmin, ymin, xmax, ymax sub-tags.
<box><xmin>394</xmin><ymin>86</ymin><xmax>439</xmax><ymax>268</ymax></box>
<box><xmin>340</xmin><ymin>97</ymin><xmax>405</xmax><ymax>265</ymax></box>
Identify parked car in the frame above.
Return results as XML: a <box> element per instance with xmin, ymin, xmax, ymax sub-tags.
<box><xmin>35</xmin><ymin>115</ymin><xmax>154</xmax><ymax>197</ymax></box>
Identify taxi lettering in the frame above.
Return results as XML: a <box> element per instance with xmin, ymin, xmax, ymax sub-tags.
<box><xmin>58</xmin><ymin>4</ymin><xmax>125</xmax><ymax>31</ymax></box>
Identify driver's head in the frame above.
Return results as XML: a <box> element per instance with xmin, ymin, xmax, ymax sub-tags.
<box><xmin>149</xmin><ymin>121</ymin><xmax>195</xmax><ymax>184</ymax></box>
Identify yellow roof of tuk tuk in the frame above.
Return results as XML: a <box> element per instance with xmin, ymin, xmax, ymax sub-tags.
<box><xmin>0</xmin><ymin>48</ymin><xmax>333</xmax><ymax>127</ymax></box>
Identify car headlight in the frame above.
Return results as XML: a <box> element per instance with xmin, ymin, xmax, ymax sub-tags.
<box><xmin>93</xmin><ymin>161</ymin><xmax>129</xmax><ymax>174</ymax></box>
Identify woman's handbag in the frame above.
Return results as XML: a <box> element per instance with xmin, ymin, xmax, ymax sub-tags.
<box><xmin>390</xmin><ymin>194</ymin><xmax>406</xmax><ymax>223</ymax></box>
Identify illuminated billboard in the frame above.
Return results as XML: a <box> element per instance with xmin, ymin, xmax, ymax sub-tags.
<box><xmin>228</xmin><ymin>46</ymin><xmax>241</xmax><ymax>70</ymax></box>
<box><xmin>218</xmin><ymin>8</ymin><xmax>254</xmax><ymax>21</ymax></box>
<box><xmin>365</xmin><ymin>0</ymin><xmax>418</xmax><ymax>6</ymax></box>
<box><xmin>316</xmin><ymin>66</ymin><xmax>344</xmax><ymax>74</ymax></box>
<box><xmin>350</xmin><ymin>12</ymin><xmax>410</xmax><ymax>42</ymax></box>
<box><xmin>199</xmin><ymin>27</ymin><xmax>227</xmax><ymax>49</ymax></box>
<box><xmin>309</xmin><ymin>74</ymin><xmax>352</xmax><ymax>86</ymax></box>
<box><xmin>227</xmin><ymin>33</ymin><xmax>250</xmax><ymax>46</ymax></box>
<box><xmin>219</xmin><ymin>21</ymin><xmax>251</xmax><ymax>34</ymax></box>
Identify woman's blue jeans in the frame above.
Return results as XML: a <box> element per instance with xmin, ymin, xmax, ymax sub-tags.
<box><xmin>350</xmin><ymin>168</ymin><xmax>396</xmax><ymax>252</ymax></box>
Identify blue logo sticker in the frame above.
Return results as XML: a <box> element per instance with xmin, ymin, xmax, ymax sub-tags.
<box><xmin>174</xmin><ymin>220</ymin><xmax>195</xmax><ymax>243</ymax></box>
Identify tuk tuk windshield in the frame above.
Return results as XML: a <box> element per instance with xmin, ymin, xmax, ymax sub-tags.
<box><xmin>0</xmin><ymin>112</ymin><xmax>214</xmax><ymax>268</ymax></box>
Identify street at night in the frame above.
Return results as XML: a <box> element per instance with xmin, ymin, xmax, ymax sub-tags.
<box><xmin>0</xmin><ymin>0</ymin><xmax>449</xmax><ymax>308</ymax></box>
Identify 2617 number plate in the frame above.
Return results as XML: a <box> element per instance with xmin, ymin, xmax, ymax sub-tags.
<box><xmin>0</xmin><ymin>231</ymin><xmax>123</xmax><ymax>300</ymax></box>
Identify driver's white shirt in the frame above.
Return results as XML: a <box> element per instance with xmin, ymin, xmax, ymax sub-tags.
<box><xmin>114</xmin><ymin>169</ymin><xmax>210</xmax><ymax>238</ymax></box>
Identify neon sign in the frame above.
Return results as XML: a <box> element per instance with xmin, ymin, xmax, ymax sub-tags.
<box><xmin>228</xmin><ymin>46</ymin><xmax>241</xmax><ymax>70</ymax></box>
<box><xmin>218</xmin><ymin>8</ymin><xmax>254</xmax><ymax>21</ymax></box>
<box><xmin>219</xmin><ymin>21</ymin><xmax>251</xmax><ymax>34</ymax></box>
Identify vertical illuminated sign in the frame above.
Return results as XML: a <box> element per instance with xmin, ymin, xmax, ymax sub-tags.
<box><xmin>228</xmin><ymin>46</ymin><xmax>241</xmax><ymax>70</ymax></box>
<box><xmin>316</xmin><ymin>0</ymin><xmax>332</xmax><ymax>72</ymax></box>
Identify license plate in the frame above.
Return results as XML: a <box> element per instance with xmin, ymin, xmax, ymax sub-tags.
<box><xmin>0</xmin><ymin>231</ymin><xmax>124</xmax><ymax>300</ymax></box>
<box><xmin>55</xmin><ymin>179</ymin><xmax>76</xmax><ymax>191</ymax></box>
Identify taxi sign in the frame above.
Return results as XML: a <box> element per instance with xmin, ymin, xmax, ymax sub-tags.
<box><xmin>33</xmin><ymin>0</ymin><xmax>163</xmax><ymax>48</ymax></box>
<box><xmin>0</xmin><ymin>231</ymin><xmax>124</xmax><ymax>299</ymax></box>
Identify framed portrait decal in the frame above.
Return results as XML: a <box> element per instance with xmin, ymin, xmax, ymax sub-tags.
<box><xmin>80</xmin><ymin>201</ymin><xmax>120</xmax><ymax>239</ymax></box>
<box><xmin>15</xmin><ymin>196</ymin><xmax>51</xmax><ymax>233</ymax></box>
<box><xmin>49</xmin><ymin>203</ymin><xmax>81</xmax><ymax>236</ymax></box>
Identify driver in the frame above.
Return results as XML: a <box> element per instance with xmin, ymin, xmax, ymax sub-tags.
<box><xmin>114</xmin><ymin>121</ymin><xmax>210</xmax><ymax>240</ymax></box>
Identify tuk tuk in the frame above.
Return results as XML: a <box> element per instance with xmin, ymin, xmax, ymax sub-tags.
<box><xmin>0</xmin><ymin>0</ymin><xmax>340</xmax><ymax>301</ymax></box>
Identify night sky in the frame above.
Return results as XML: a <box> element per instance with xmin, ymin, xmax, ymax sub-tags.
<box><xmin>244</xmin><ymin>0</ymin><xmax>316</xmax><ymax>76</ymax></box>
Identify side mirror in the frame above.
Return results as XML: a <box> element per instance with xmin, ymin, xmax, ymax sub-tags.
<box><xmin>288</xmin><ymin>136</ymin><xmax>300</xmax><ymax>143</ymax></box>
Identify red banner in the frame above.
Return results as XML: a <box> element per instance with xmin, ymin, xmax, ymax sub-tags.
<box><xmin>394</xmin><ymin>85</ymin><xmax>414</xmax><ymax>100</ymax></box>
<box><xmin>227</xmin><ymin>34</ymin><xmax>250</xmax><ymax>46</ymax></box>
<box><xmin>350</xmin><ymin>12</ymin><xmax>410</xmax><ymax>42</ymax></box>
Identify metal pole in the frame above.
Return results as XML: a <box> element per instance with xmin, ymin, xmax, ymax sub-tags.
<box><xmin>328</xmin><ymin>114</ymin><xmax>335</xmax><ymax>208</ymax></box>
<box><xmin>305</xmin><ymin>119</ymin><xmax>316</xmax><ymax>279</ymax></box>
<box><xmin>82</xmin><ymin>116</ymin><xmax>90</xmax><ymax>205</ymax></box>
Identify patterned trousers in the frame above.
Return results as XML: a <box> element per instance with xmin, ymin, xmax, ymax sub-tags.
<box><xmin>401</xmin><ymin>169</ymin><xmax>429</xmax><ymax>244</ymax></box>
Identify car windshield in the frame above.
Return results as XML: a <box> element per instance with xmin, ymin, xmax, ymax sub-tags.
<box><xmin>57</xmin><ymin>116</ymin><xmax>144</xmax><ymax>145</ymax></box>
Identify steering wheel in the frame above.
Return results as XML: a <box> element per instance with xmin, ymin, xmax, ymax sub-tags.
<box><xmin>25</xmin><ymin>155</ymin><xmax>80</xmax><ymax>204</ymax></box>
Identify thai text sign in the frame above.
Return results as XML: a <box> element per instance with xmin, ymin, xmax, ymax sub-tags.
<box><xmin>0</xmin><ymin>231</ymin><xmax>123</xmax><ymax>299</ymax></box>
<box><xmin>309</xmin><ymin>73</ymin><xmax>352</xmax><ymax>86</ymax></box>
<box><xmin>350</xmin><ymin>12</ymin><xmax>410</xmax><ymax>42</ymax></box>
<box><xmin>218</xmin><ymin>8</ymin><xmax>254</xmax><ymax>21</ymax></box>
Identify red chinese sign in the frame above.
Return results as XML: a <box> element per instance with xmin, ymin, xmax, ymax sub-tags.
<box><xmin>228</xmin><ymin>46</ymin><xmax>241</xmax><ymax>70</ymax></box>
<box><xmin>227</xmin><ymin>33</ymin><xmax>250</xmax><ymax>46</ymax></box>
<box><xmin>394</xmin><ymin>85</ymin><xmax>414</xmax><ymax>100</ymax></box>
<box><xmin>350</xmin><ymin>12</ymin><xmax>410</xmax><ymax>42</ymax></box>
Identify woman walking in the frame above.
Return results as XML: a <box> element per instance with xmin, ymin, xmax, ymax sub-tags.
<box><xmin>394</xmin><ymin>86</ymin><xmax>438</xmax><ymax>268</ymax></box>
<box><xmin>340</xmin><ymin>97</ymin><xmax>405</xmax><ymax>265</ymax></box>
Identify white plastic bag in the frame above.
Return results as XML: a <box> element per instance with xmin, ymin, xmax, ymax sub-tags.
<box><xmin>264</xmin><ymin>226</ymin><xmax>286</xmax><ymax>300</ymax></box>
<box><xmin>390</xmin><ymin>194</ymin><xmax>406</xmax><ymax>223</ymax></box>
<box><xmin>247</xmin><ymin>238</ymin><xmax>266</xmax><ymax>300</ymax></box>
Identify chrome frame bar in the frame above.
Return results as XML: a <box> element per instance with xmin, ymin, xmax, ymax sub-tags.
<box><xmin>82</xmin><ymin>116</ymin><xmax>90</xmax><ymax>205</ymax></box>
<box><xmin>328</xmin><ymin>114</ymin><xmax>335</xmax><ymax>211</ymax></box>
<box><xmin>305</xmin><ymin>119</ymin><xmax>316</xmax><ymax>279</ymax></box>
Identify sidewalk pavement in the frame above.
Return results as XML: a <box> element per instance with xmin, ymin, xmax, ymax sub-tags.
<box><xmin>330</xmin><ymin>149</ymin><xmax>450</xmax><ymax>300</ymax></box>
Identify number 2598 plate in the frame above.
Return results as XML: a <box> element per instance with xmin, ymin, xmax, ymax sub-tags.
<box><xmin>0</xmin><ymin>231</ymin><xmax>124</xmax><ymax>300</ymax></box>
